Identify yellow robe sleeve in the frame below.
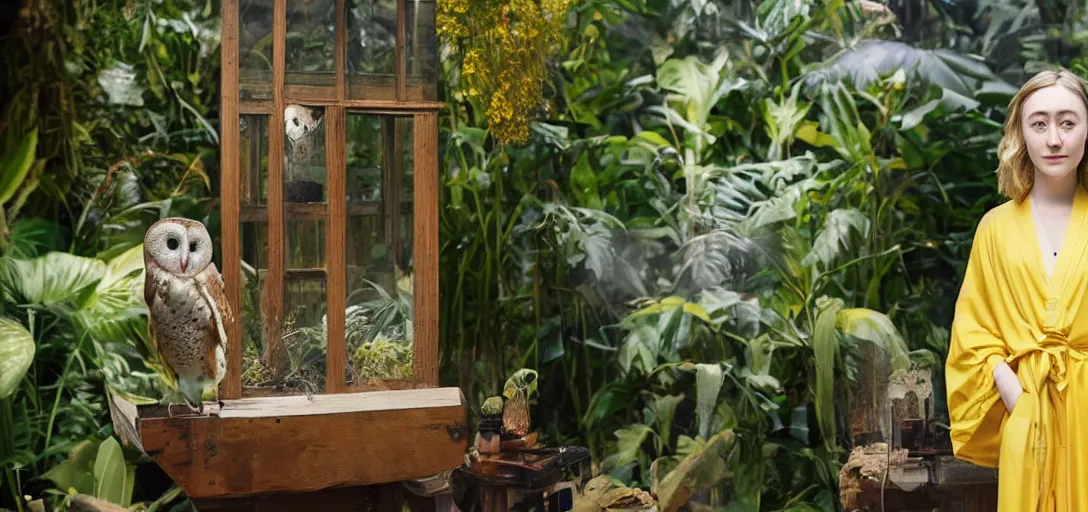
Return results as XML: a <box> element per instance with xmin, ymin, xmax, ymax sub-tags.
<box><xmin>945</xmin><ymin>213</ymin><xmax>1009</xmax><ymax>468</ymax></box>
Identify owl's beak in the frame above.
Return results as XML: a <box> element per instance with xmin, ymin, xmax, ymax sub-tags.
<box><xmin>180</xmin><ymin>251</ymin><xmax>188</xmax><ymax>273</ymax></box>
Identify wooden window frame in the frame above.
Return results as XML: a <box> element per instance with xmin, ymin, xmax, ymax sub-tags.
<box><xmin>221</xmin><ymin>0</ymin><xmax>441</xmax><ymax>400</ymax></box>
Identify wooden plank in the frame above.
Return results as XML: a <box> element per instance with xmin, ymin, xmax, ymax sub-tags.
<box><xmin>240</xmin><ymin>101</ymin><xmax>275</xmax><ymax>114</ymax></box>
<box><xmin>242</xmin><ymin>71</ymin><xmax>429</xmax><ymax>102</ymax></box>
<box><xmin>342</xmin><ymin>100</ymin><xmax>443</xmax><ymax>114</ymax></box>
<box><xmin>413</xmin><ymin>112</ymin><xmax>439</xmax><ymax>386</ymax></box>
<box><xmin>335</xmin><ymin>0</ymin><xmax>346</xmax><ymax>101</ymax></box>
<box><xmin>347</xmin><ymin>380</ymin><xmax>428</xmax><ymax>393</ymax></box>
<box><xmin>326</xmin><ymin>106</ymin><xmax>347</xmax><ymax>393</ymax></box>
<box><xmin>219</xmin><ymin>387</ymin><xmax>463</xmax><ymax>418</ymax></box>
<box><xmin>396</xmin><ymin>0</ymin><xmax>407</xmax><ymax>101</ymax></box>
<box><xmin>241</xmin><ymin>202</ymin><xmax>382</xmax><ymax>222</ymax></box>
<box><xmin>133</xmin><ymin>388</ymin><xmax>469</xmax><ymax>499</ymax></box>
<box><xmin>107</xmin><ymin>389</ymin><xmax>144</xmax><ymax>452</ymax></box>
<box><xmin>221</xmin><ymin>0</ymin><xmax>243</xmax><ymax>400</ymax></box>
<box><xmin>285</xmin><ymin>84</ymin><xmax>339</xmax><ymax>102</ymax></box>
<box><xmin>240</xmin><ymin>379</ymin><xmax>426</xmax><ymax>398</ymax></box>
<box><xmin>264</xmin><ymin>0</ymin><xmax>286</xmax><ymax>385</ymax></box>
<box><xmin>241</xmin><ymin>96</ymin><xmax>443</xmax><ymax>112</ymax></box>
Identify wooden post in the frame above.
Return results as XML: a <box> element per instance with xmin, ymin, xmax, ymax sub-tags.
<box><xmin>413</xmin><ymin>111</ymin><xmax>439</xmax><ymax>387</ymax></box>
<box><xmin>326</xmin><ymin>106</ymin><xmax>347</xmax><ymax>393</ymax></box>
<box><xmin>220</xmin><ymin>0</ymin><xmax>242</xmax><ymax>400</ymax></box>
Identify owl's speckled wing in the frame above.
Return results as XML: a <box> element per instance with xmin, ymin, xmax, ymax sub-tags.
<box><xmin>143</xmin><ymin>259</ymin><xmax>176</xmax><ymax>383</ymax></box>
<box><xmin>195</xmin><ymin>261</ymin><xmax>232</xmax><ymax>384</ymax></box>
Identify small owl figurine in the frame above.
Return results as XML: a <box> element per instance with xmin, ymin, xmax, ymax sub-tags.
<box><xmin>143</xmin><ymin>217</ymin><xmax>233</xmax><ymax>416</ymax></box>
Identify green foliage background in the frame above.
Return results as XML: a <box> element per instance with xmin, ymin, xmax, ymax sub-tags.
<box><xmin>2</xmin><ymin>0</ymin><xmax>1088</xmax><ymax>510</ymax></box>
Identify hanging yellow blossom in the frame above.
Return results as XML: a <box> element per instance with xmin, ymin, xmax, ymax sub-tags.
<box><xmin>438</xmin><ymin>0</ymin><xmax>574</xmax><ymax>145</ymax></box>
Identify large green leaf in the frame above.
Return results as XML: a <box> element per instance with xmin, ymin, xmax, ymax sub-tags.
<box><xmin>762</xmin><ymin>82</ymin><xmax>812</xmax><ymax>161</ymax></box>
<box><xmin>0</xmin><ymin>316</ymin><xmax>34</xmax><ymax>399</ymax></box>
<box><xmin>93</xmin><ymin>436</ymin><xmax>134</xmax><ymax>506</ymax></box>
<box><xmin>76</xmin><ymin>244</ymin><xmax>147</xmax><ymax>343</ymax></box>
<box><xmin>694</xmin><ymin>363</ymin><xmax>725</xmax><ymax>440</ymax></box>
<box><xmin>610</xmin><ymin>424</ymin><xmax>655</xmax><ymax>471</ymax></box>
<box><xmin>802</xmin><ymin>208</ymin><xmax>870</xmax><ymax>268</ymax></box>
<box><xmin>0</xmin><ymin>251</ymin><xmax>106</xmax><ymax>305</ymax></box>
<box><xmin>0</xmin><ymin>128</ymin><xmax>38</xmax><ymax>204</ymax></box>
<box><xmin>757</xmin><ymin>0</ymin><xmax>815</xmax><ymax>40</ymax></box>
<box><xmin>644</xmin><ymin>394</ymin><xmax>684</xmax><ymax>456</ymax></box>
<box><xmin>675</xmin><ymin>230</ymin><xmax>755</xmax><ymax>291</ymax></box>
<box><xmin>812</xmin><ymin>297</ymin><xmax>843</xmax><ymax>452</ymax></box>
<box><xmin>4</xmin><ymin>217</ymin><xmax>63</xmax><ymax>259</ymax></box>
<box><xmin>806</xmin><ymin>40</ymin><xmax>1015</xmax><ymax>99</ymax></box>
<box><xmin>618</xmin><ymin>324</ymin><xmax>661</xmax><ymax>375</ymax></box>
<box><xmin>41</xmin><ymin>439</ymin><xmax>100</xmax><ymax>495</ymax></box>
<box><xmin>899</xmin><ymin>86</ymin><xmax>983</xmax><ymax>131</ymax></box>
<box><xmin>838</xmin><ymin>307</ymin><xmax>911</xmax><ymax>372</ymax></box>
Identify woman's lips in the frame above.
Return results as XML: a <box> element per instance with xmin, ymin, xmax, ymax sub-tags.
<box><xmin>1044</xmin><ymin>155</ymin><xmax>1068</xmax><ymax>163</ymax></box>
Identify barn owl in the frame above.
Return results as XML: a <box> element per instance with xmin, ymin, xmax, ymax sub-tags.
<box><xmin>143</xmin><ymin>217</ymin><xmax>233</xmax><ymax>416</ymax></box>
<box><xmin>285</xmin><ymin>104</ymin><xmax>322</xmax><ymax>164</ymax></box>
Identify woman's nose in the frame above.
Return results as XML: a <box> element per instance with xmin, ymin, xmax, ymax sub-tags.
<box><xmin>1048</xmin><ymin>128</ymin><xmax>1063</xmax><ymax>147</ymax></box>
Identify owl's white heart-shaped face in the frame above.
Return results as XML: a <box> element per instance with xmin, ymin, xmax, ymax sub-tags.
<box><xmin>285</xmin><ymin>104</ymin><xmax>316</xmax><ymax>143</ymax></box>
<box><xmin>145</xmin><ymin>218</ymin><xmax>213</xmax><ymax>277</ymax></box>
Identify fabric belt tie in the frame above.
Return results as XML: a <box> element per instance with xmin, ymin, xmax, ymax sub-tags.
<box><xmin>1006</xmin><ymin>328</ymin><xmax>1086</xmax><ymax>511</ymax></box>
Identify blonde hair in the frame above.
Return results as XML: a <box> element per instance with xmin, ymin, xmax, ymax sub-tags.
<box><xmin>997</xmin><ymin>68</ymin><xmax>1088</xmax><ymax>202</ymax></box>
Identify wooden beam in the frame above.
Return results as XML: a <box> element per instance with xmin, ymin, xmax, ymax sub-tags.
<box><xmin>240</xmin><ymin>73</ymin><xmax>434</xmax><ymax>104</ymax></box>
<box><xmin>241</xmin><ymin>202</ymin><xmax>382</xmax><ymax>223</ymax></box>
<box><xmin>110</xmin><ymin>388</ymin><xmax>469</xmax><ymax>500</ymax></box>
<box><xmin>326</xmin><ymin>106</ymin><xmax>347</xmax><ymax>393</ymax></box>
<box><xmin>220</xmin><ymin>0</ymin><xmax>242</xmax><ymax>400</ymax></box>
<box><xmin>342</xmin><ymin>100</ymin><xmax>444</xmax><ymax>113</ymax></box>
<box><xmin>265</xmin><ymin>0</ymin><xmax>286</xmax><ymax>384</ymax></box>
<box><xmin>413</xmin><ymin>112</ymin><xmax>439</xmax><ymax>386</ymax></box>
<box><xmin>240</xmin><ymin>101</ymin><xmax>275</xmax><ymax>115</ymax></box>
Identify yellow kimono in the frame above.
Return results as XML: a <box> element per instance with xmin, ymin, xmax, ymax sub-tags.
<box><xmin>947</xmin><ymin>184</ymin><xmax>1088</xmax><ymax>511</ymax></box>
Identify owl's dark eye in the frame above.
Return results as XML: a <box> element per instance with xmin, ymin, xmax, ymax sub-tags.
<box><xmin>189</xmin><ymin>241</ymin><xmax>198</xmax><ymax>252</ymax></box>
<box><xmin>167</xmin><ymin>237</ymin><xmax>179</xmax><ymax>250</ymax></box>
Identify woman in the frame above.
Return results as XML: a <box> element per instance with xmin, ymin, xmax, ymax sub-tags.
<box><xmin>946</xmin><ymin>68</ymin><xmax>1088</xmax><ymax>511</ymax></box>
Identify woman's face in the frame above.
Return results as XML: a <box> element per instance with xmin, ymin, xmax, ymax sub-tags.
<box><xmin>1021</xmin><ymin>84</ymin><xmax>1088</xmax><ymax>180</ymax></box>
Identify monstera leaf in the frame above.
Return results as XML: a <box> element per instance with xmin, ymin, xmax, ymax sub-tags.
<box><xmin>804</xmin><ymin>40</ymin><xmax>1017</xmax><ymax>100</ymax></box>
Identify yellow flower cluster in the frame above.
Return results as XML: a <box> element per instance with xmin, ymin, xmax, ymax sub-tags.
<box><xmin>438</xmin><ymin>0</ymin><xmax>574</xmax><ymax>145</ymax></box>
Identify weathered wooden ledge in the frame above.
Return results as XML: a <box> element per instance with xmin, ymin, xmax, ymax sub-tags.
<box><xmin>108</xmin><ymin>387</ymin><xmax>469</xmax><ymax>503</ymax></box>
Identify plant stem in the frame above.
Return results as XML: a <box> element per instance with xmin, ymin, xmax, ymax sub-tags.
<box><xmin>45</xmin><ymin>332</ymin><xmax>87</xmax><ymax>453</ymax></box>
<box><xmin>2</xmin><ymin>397</ymin><xmax>24</xmax><ymax>512</ymax></box>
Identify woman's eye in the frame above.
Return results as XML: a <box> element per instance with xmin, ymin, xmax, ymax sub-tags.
<box><xmin>167</xmin><ymin>238</ymin><xmax>179</xmax><ymax>250</ymax></box>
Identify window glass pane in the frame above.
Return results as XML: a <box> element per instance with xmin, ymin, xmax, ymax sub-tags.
<box><xmin>346</xmin><ymin>0</ymin><xmax>397</xmax><ymax>99</ymax></box>
<box><xmin>344</xmin><ymin>113</ymin><xmax>414</xmax><ymax>386</ymax></box>
<box><xmin>240</xmin><ymin>221</ymin><xmax>271</xmax><ymax>391</ymax></box>
<box><xmin>286</xmin><ymin>0</ymin><xmax>336</xmax><ymax>88</ymax></box>
<box><xmin>281</xmin><ymin>103</ymin><xmax>328</xmax><ymax>393</ymax></box>
<box><xmin>240</xmin><ymin>0</ymin><xmax>274</xmax><ymax>100</ymax></box>
<box><xmin>406</xmin><ymin>0</ymin><xmax>437</xmax><ymax>100</ymax></box>
<box><xmin>240</xmin><ymin>115</ymin><xmax>269</xmax><ymax>206</ymax></box>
